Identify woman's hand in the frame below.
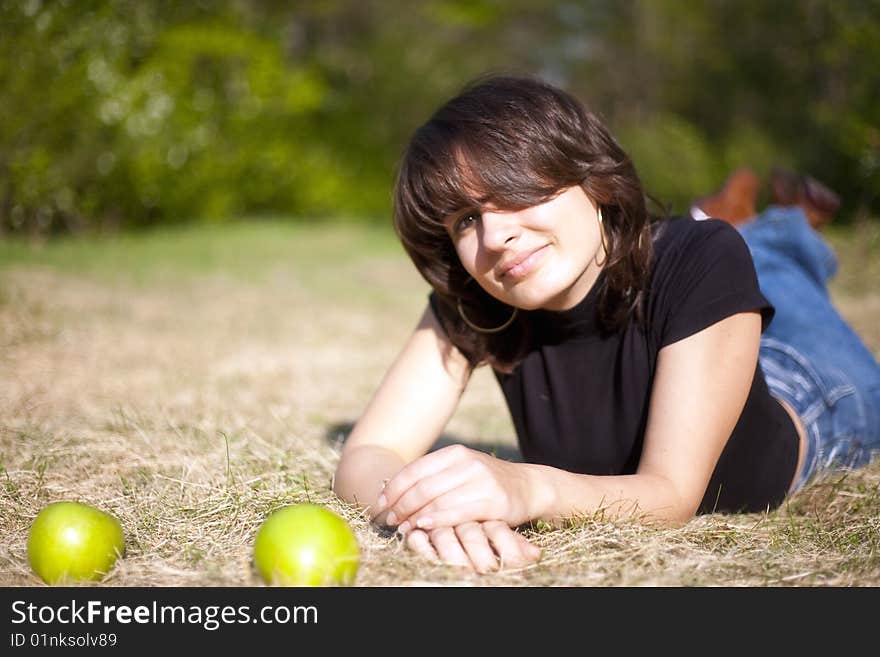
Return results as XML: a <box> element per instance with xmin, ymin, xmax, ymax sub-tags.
<box><xmin>374</xmin><ymin>444</ymin><xmax>549</xmax><ymax>532</ymax></box>
<box><xmin>405</xmin><ymin>520</ymin><xmax>542</xmax><ymax>573</ymax></box>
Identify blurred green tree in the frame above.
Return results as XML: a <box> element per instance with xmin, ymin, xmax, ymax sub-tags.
<box><xmin>1</xmin><ymin>0</ymin><xmax>877</xmax><ymax>235</ymax></box>
<box><xmin>565</xmin><ymin>0</ymin><xmax>880</xmax><ymax>217</ymax></box>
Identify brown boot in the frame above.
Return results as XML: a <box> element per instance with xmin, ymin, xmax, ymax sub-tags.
<box><xmin>692</xmin><ymin>167</ymin><xmax>760</xmax><ymax>225</ymax></box>
<box><xmin>771</xmin><ymin>167</ymin><xmax>840</xmax><ymax>230</ymax></box>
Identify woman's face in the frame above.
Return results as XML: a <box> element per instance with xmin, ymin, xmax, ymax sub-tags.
<box><xmin>444</xmin><ymin>185</ymin><xmax>605</xmax><ymax>312</ymax></box>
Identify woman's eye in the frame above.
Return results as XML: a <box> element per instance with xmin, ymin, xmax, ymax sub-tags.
<box><xmin>456</xmin><ymin>213</ymin><xmax>478</xmax><ymax>233</ymax></box>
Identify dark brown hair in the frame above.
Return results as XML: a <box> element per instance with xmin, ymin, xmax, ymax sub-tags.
<box><xmin>393</xmin><ymin>75</ymin><xmax>656</xmax><ymax>372</ymax></box>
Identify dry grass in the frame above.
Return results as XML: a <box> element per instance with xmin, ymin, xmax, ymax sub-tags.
<box><xmin>1</xmin><ymin>219</ymin><xmax>879</xmax><ymax>587</ymax></box>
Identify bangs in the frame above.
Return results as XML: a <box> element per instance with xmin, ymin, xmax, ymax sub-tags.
<box><xmin>395</xmin><ymin>119</ymin><xmax>566</xmax><ymax>235</ymax></box>
<box><xmin>395</xmin><ymin>125</ymin><xmax>481</xmax><ymax>233</ymax></box>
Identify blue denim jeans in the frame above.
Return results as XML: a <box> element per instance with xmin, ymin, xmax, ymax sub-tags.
<box><xmin>738</xmin><ymin>206</ymin><xmax>880</xmax><ymax>491</ymax></box>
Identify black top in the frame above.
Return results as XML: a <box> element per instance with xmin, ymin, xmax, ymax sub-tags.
<box><xmin>431</xmin><ymin>216</ymin><xmax>799</xmax><ymax>513</ymax></box>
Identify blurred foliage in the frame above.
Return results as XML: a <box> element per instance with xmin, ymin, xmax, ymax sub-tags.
<box><xmin>1</xmin><ymin>0</ymin><xmax>878</xmax><ymax>236</ymax></box>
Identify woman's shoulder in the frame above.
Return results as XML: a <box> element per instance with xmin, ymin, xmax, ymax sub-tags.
<box><xmin>652</xmin><ymin>214</ymin><xmax>744</xmax><ymax>254</ymax></box>
<box><xmin>645</xmin><ymin>213</ymin><xmax>771</xmax><ymax>341</ymax></box>
<box><xmin>648</xmin><ymin>214</ymin><xmax>761</xmax><ymax>300</ymax></box>
<box><xmin>650</xmin><ymin>215</ymin><xmax>751</xmax><ymax>276</ymax></box>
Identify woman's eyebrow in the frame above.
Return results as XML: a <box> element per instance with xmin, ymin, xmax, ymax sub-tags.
<box><xmin>441</xmin><ymin>205</ymin><xmax>481</xmax><ymax>232</ymax></box>
<box><xmin>442</xmin><ymin>207</ymin><xmax>470</xmax><ymax>226</ymax></box>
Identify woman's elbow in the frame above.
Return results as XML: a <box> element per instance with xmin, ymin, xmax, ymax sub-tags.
<box><xmin>644</xmin><ymin>474</ymin><xmax>702</xmax><ymax>526</ymax></box>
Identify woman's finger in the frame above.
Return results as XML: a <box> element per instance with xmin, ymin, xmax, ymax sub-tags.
<box><xmin>515</xmin><ymin>531</ymin><xmax>544</xmax><ymax>562</ymax></box>
<box><xmin>376</xmin><ymin>445</ymin><xmax>470</xmax><ymax>514</ymax></box>
<box><xmin>384</xmin><ymin>465</ymin><xmax>475</xmax><ymax>530</ymax></box>
<box><xmin>454</xmin><ymin>522</ymin><xmax>499</xmax><ymax>574</ymax></box>
<box><xmin>427</xmin><ymin>527</ymin><xmax>474</xmax><ymax>570</ymax></box>
<box><xmin>404</xmin><ymin>529</ymin><xmax>440</xmax><ymax>564</ymax></box>
<box><xmin>399</xmin><ymin>483</ymin><xmax>492</xmax><ymax>533</ymax></box>
<box><xmin>482</xmin><ymin>520</ymin><xmax>542</xmax><ymax>569</ymax></box>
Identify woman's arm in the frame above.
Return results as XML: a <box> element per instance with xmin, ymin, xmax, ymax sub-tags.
<box><xmin>530</xmin><ymin>310</ymin><xmax>763</xmax><ymax>525</ymax></box>
<box><xmin>376</xmin><ymin>311</ymin><xmax>763</xmax><ymax>529</ymax></box>
<box><xmin>332</xmin><ymin>303</ymin><xmax>473</xmax><ymax>520</ymax></box>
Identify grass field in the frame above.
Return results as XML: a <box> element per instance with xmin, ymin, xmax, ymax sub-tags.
<box><xmin>1</xmin><ymin>218</ymin><xmax>879</xmax><ymax>586</ymax></box>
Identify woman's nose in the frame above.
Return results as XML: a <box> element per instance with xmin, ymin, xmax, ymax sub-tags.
<box><xmin>480</xmin><ymin>209</ymin><xmax>521</xmax><ymax>251</ymax></box>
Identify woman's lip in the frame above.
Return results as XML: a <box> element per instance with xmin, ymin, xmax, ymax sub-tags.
<box><xmin>500</xmin><ymin>245</ymin><xmax>549</xmax><ymax>280</ymax></box>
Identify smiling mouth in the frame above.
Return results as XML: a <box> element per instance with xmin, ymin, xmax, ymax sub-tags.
<box><xmin>499</xmin><ymin>245</ymin><xmax>549</xmax><ymax>281</ymax></box>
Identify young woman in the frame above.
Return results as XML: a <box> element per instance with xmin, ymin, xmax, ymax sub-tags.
<box><xmin>332</xmin><ymin>75</ymin><xmax>880</xmax><ymax>573</ymax></box>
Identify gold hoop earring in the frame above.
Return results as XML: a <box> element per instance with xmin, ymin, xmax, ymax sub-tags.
<box><xmin>595</xmin><ymin>207</ymin><xmax>608</xmax><ymax>267</ymax></box>
<box><xmin>457</xmin><ymin>297</ymin><xmax>519</xmax><ymax>334</ymax></box>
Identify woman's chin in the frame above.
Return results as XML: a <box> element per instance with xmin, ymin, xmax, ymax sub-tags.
<box><xmin>507</xmin><ymin>291</ymin><xmax>563</xmax><ymax>312</ymax></box>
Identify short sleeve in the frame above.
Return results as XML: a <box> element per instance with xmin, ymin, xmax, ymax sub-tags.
<box><xmin>652</xmin><ymin>218</ymin><xmax>774</xmax><ymax>348</ymax></box>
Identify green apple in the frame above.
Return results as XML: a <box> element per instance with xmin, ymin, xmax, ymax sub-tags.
<box><xmin>28</xmin><ymin>501</ymin><xmax>125</xmax><ymax>585</ymax></box>
<box><xmin>253</xmin><ymin>503</ymin><xmax>359</xmax><ymax>586</ymax></box>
